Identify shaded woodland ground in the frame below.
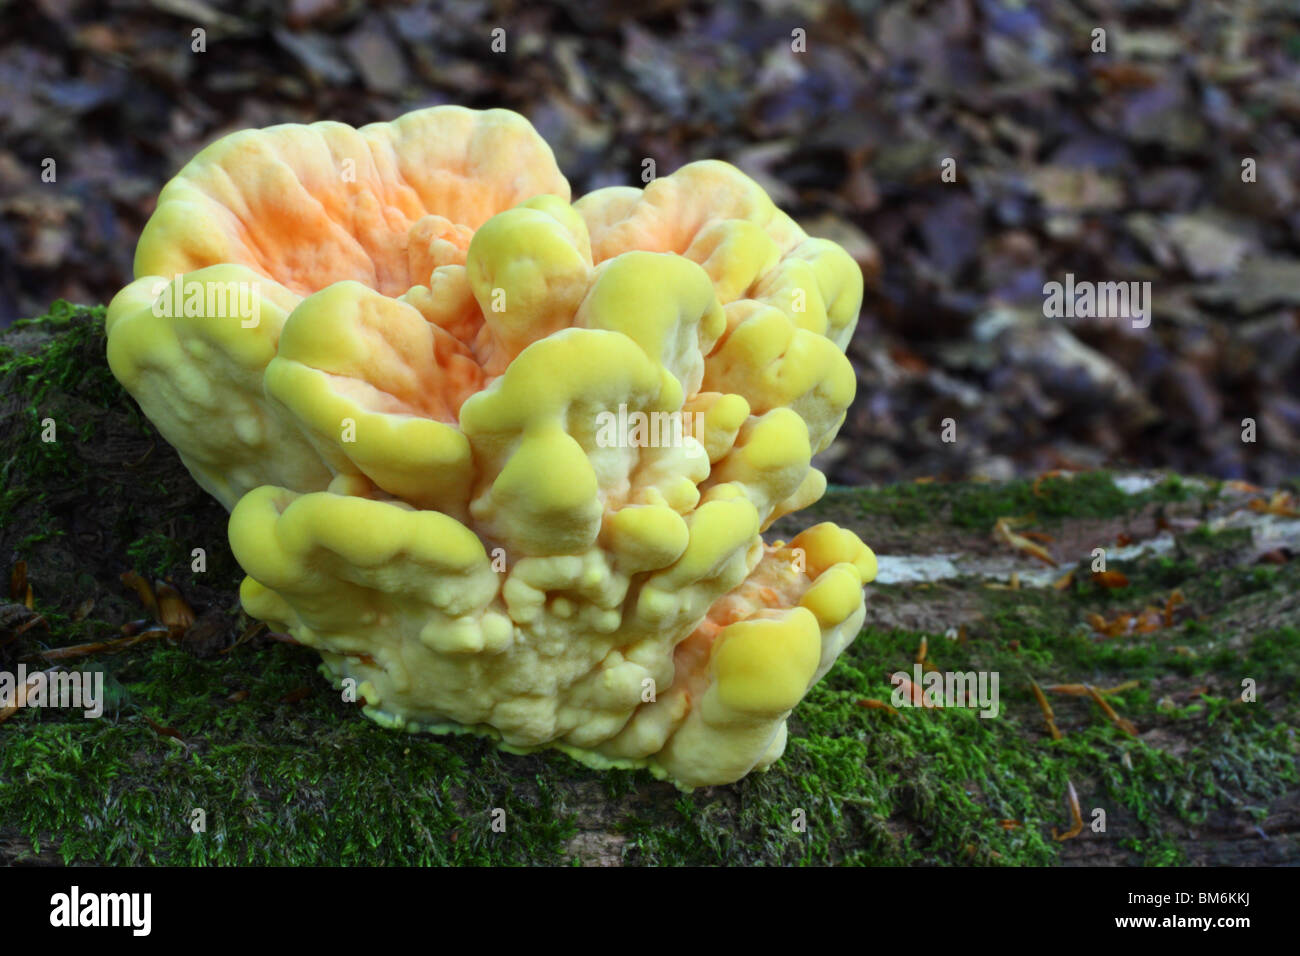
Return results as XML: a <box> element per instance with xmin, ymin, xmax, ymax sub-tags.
<box><xmin>1</xmin><ymin>0</ymin><xmax>1299</xmax><ymax>485</ymax></box>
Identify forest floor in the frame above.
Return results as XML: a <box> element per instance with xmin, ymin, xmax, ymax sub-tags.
<box><xmin>4</xmin><ymin>1</ymin><xmax>1300</xmax><ymax>487</ymax></box>
<box><xmin>1</xmin><ymin>305</ymin><xmax>1298</xmax><ymax>866</ymax></box>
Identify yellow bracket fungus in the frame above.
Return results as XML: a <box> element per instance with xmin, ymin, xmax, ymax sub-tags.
<box><xmin>106</xmin><ymin>106</ymin><xmax>876</xmax><ymax>788</ymax></box>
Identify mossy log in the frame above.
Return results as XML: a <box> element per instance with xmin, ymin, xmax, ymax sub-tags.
<box><xmin>2</xmin><ymin>305</ymin><xmax>1298</xmax><ymax>866</ymax></box>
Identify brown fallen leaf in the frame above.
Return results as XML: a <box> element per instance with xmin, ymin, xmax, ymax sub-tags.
<box><xmin>1163</xmin><ymin>589</ymin><xmax>1185</xmax><ymax>627</ymax></box>
<box><xmin>1030</xmin><ymin>679</ymin><xmax>1062</xmax><ymax>740</ymax></box>
<box><xmin>144</xmin><ymin>714</ymin><xmax>184</xmax><ymax>741</ymax></box>
<box><xmin>9</xmin><ymin>561</ymin><xmax>32</xmax><ymax>608</ymax></box>
<box><xmin>120</xmin><ymin>570</ymin><xmax>160</xmax><ymax>621</ymax></box>
<box><xmin>280</xmin><ymin>686</ymin><xmax>313</xmax><ymax>704</ymax></box>
<box><xmin>1089</xmin><ymin>61</ymin><xmax>1158</xmax><ymax>91</ymax></box>
<box><xmin>1052</xmin><ymin>781</ymin><xmax>1084</xmax><ymax>841</ymax></box>
<box><xmin>1031</xmin><ymin>469</ymin><xmax>1073</xmax><ymax>498</ymax></box>
<box><xmin>1248</xmin><ymin>491</ymin><xmax>1299</xmax><ymax>518</ymax></box>
<box><xmin>856</xmin><ymin>698</ymin><xmax>903</xmax><ymax>717</ymax></box>
<box><xmin>889</xmin><ymin>670</ymin><xmax>938</xmax><ymax>708</ymax></box>
<box><xmin>1085</xmin><ymin>611</ymin><xmax>1108</xmax><ymax>634</ymax></box>
<box><xmin>0</xmin><ymin>601</ymin><xmax>47</xmax><ymax>647</ymax></box>
<box><xmin>1091</xmin><ymin>570</ymin><xmax>1130</xmax><ymax>588</ymax></box>
<box><xmin>176</xmin><ymin>611</ymin><xmax>228</xmax><ymax>658</ymax></box>
<box><xmin>1224</xmin><ymin>480</ymin><xmax>1264</xmax><ymax>495</ymax></box>
<box><xmin>221</xmin><ymin>620</ymin><xmax>267</xmax><ymax>655</ymax></box>
<box><xmin>0</xmin><ymin>668</ymin><xmax>52</xmax><ymax>725</ymax></box>
<box><xmin>1085</xmin><ymin>684</ymin><xmax>1138</xmax><ymax>736</ymax></box>
<box><xmin>1135</xmin><ymin>606</ymin><xmax>1165</xmax><ymax>633</ymax></box>
<box><xmin>1088</xmin><ymin>598</ymin><xmax>1171</xmax><ymax>637</ymax></box>
<box><xmin>1046</xmin><ymin>681</ymin><xmax>1139</xmax><ymax>697</ymax></box>
<box><xmin>155</xmin><ymin>580</ymin><xmax>195</xmax><ymax>634</ymax></box>
<box><xmin>993</xmin><ymin>516</ymin><xmax>1058</xmax><ymax>567</ymax></box>
<box><xmin>38</xmin><ymin>628</ymin><xmax>169</xmax><ymax>661</ymax></box>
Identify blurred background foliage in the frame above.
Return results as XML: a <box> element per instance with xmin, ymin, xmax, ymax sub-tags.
<box><xmin>1</xmin><ymin>0</ymin><xmax>1298</xmax><ymax>484</ymax></box>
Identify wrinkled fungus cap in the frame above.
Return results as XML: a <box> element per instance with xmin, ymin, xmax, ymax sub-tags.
<box><xmin>106</xmin><ymin>105</ymin><xmax>875</xmax><ymax>788</ymax></box>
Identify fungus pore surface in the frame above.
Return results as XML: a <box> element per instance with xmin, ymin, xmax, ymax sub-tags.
<box><xmin>105</xmin><ymin>106</ymin><xmax>875</xmax><ymax>788</ymax></box>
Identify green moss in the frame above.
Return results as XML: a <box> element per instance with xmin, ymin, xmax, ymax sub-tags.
<box><xmin>613</xmin><ymin>618</ymin><xmax>1297</xmax><ymax>866</ymax></box>
<box><xmin>949</xmin><ymin>472</ymin><xmax>1132</xmax><ymax>528</ymax></box>
<box><xmin>1145</xmin><ymin>475</ymin><xmax>1193</xmax><ymax>504</ymax></box>
<box><xmin>1</xmin><ymin>304</ymin><xmax>129</xmax><ymax>535</ymax></box>
<box><xmin>6</xmin><ymin>504</ymin><xmax>1297</xmax><ymax>865</ymax></box>
<box><xmin>126</xmin><ymin>533</ymin><xmax>192</xmax><ymax>581</ymax></box>
<box><xmin>835</xmin><ymin>471</ymin><xmax>1195</xmax><ymax>533</ymax></box>
<box><xmin>0</xmin><ymin>302</ymin><xmax>124</xmax><ymax>412</ymax></box>
<box><xmin>1</xmin><ymin>302</ymin><xmax>243</xmax><ymax>610</ymax></box>
<box><xmin>2</xmin><ymin>302</ymin><xmax>1295</xmax><ymax>866</ymax></box>
<box><xmin>2</xmin><ymin>644</ymin><xmax>583</xmax><ymax>865</ymax></box>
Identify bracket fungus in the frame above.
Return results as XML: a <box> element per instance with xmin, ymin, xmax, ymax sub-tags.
<box><xmin>106</xmin><ymin>106</ymin><xmax>876</xmax><ymax>788</ymax></box>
